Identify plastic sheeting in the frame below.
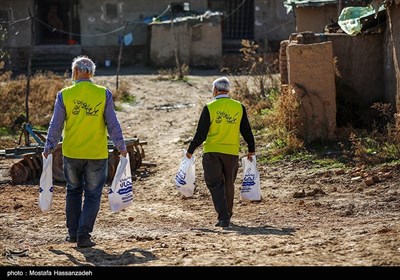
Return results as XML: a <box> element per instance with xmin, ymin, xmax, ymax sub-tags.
<box><xmin>338</xmin><ymin>5</ymin><xmax>386</xmax><ymax>35</ymax></box>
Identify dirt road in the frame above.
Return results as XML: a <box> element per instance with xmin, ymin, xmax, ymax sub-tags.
<box><xmin>0</xmin><ymin>70</ymin><xmax>399</xmax><ymax>269</ymax></box>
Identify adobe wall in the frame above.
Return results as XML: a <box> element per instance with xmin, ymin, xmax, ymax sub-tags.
<box><xmin>287</xmin><ymin>41</ymin><xmax>337</xmax><ymax>141</ymax></box>
<box><xmin>149</xmin><ymin>18</ymin><xmax>221</xmax><ymax>68</ymax></box>
<box><xmin>326</xmin><ymin>33</ymin><xmax>384</xmax><ymax>108</ymax></box>
<box><xmin>285</xmin><ymin>32</ymin><xmax>384</xmax><ymax>109</ymax></box>
<box><xmin>295</xmin><ymin>6</ymin><xmax>338</xmax><ymax>33</ymax></box>
<box><xmin>189</xmin><ymin>22</ymin><xmax>222</xmax><ymax>67</ymax></box>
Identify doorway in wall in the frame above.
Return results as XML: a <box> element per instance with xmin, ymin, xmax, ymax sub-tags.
<box><xmin>208</xmin><ymin>0</ymin><xmax>254</xmax><ymax>52</ymax></box>
<box><xmin>35</xmin><ymin>0</ymin><xmax>80</xmax><ymax>45</ymax></box>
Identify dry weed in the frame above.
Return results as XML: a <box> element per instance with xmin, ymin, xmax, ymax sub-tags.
<box><xmin>0</xmin><ymin>71</ymin><xmax>129</xmax><ymax>131</ymax></box>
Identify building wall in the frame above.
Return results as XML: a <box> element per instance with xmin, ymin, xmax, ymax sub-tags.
<box><xmin>79</xmin><ymin>0</ymin><xmax>207</xmax><ymax>47</ymax></box>
<box><xmin>254</xmin><ymin>0</ymin><xmax>295</xmax><ymax>47</ymax></box>
<box><xmin>149</xmin><ymin>17</ymin><xmax>221</xmax><ymax>68</ymax></box>
<box><xmin>190</xmin><ymin>20</ymin><xmax>222</xmax><ymax>67</ymax></box>
<box><xmin>289</xmin><ymin>32</ymin><xmax>386</xmax><ymax>108</ymax></box>
<box><xmin>150</xmin><ymin>21</ymin><xmax>191</xmax><ymax>67</ymax></box>
<box><xmin>1</xmin><ymin>0</ymin><xmax>292</xmax><ymax>69</ymax></box>
<box><xmin>78</xmin><ymin>0</ymin><xmax>209</xmax><ymax>64</ymax></box>
<box><xmin>0</xmin><ymin>0</ymin><xmax>34</xmax><ymax>69</ymax></box>
<box><xmin>296</xmin><ymin>5</ymin><xmax>338</xmax><ymax>33</ymax></box>
<box><xmin>0</xmin><ymin>0</ymin><xmax>33</xmax><ymax>47</ymax></box>
<box><xmin>326</xmin><ymin>33</ymin><xmax>384</xmax><ymax>108</ymax></box>
<box><xmin>281</xmin><ymin>31</ymin><xmax>385</xmax><ymax>130</ymax></box>
<box><xmin>1</xmin><ymin>0</ymin><xmax>293</xmax><ymax>49</ymax></box>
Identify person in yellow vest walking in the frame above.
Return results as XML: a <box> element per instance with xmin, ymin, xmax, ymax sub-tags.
<box><xmin>186</xmin><ymin>77</ymin><xmax>255</xmax><ymax>228</ymax></box>
<box><xmin>43</xmin><ymin>56</ymin><xmax>127</xmax><ymax>248</ymax></box>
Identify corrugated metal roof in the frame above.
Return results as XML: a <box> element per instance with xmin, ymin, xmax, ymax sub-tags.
<box><xmin>283</xmin><ymin>0</ymin><xmax>337</xmax><ymax>7</ymax></box>
<box><xmin>283</xmin><ymin>0</ymin><xmax>376</xmax><ymax>7</ymax></box>
<box><xmin>283</xmin><ymin>0</ymin><xmax>337</xmax><ymax>13</ymax></box>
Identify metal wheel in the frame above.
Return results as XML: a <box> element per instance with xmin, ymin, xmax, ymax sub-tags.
<box><xmin>21</xmin><ymin>158</ymin><xmax>34</xmax><ymax>181</ymax></box>
<box><xmin>127</xmin><ymin>143</ymin><xmax>143</xmax><ymax>171</ymax></box>
<box><xmin>132</xmin><ymin>145</ymin><xmax>142</xmax><ymax>170</ymax></box>
<box><xmin>10</xmin><ymin>161</ymin><xmax>29</xmax><ymax>184</ymax></box>
<box><xmin>52</xmin><ymin>143</ymin><xmax>65</xmax><ymax>182</ymax></box>
<box><xmin>107</xmin><ymin>151</ymin><xmax>119</xmax><ymax>183</ymax></box>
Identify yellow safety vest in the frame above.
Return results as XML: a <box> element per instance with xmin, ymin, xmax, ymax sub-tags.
<box><xmin>204</xmin><ymin>98</ymin><xmax>243</xmax><ymax>156</ymax></box>
<box><xmin>61</xmin><ymin>81</ymin><xmax>108</xmax><ymax>159</ymax></box>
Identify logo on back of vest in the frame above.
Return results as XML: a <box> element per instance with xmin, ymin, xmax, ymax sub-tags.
<box><xmin>216</xmin><ymin>111</ymin><xmax>238</xmax><ymax>124</ymax></box>
<box><xmin>72</xmin><ymin>100</ymin><xmax>102</xmax><ymax>116</ymax></box>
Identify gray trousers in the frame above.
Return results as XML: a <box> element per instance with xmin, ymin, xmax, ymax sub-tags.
<box><xmin>202</xmin><ymin>152</ymin><xmax>239</xmax><ymax>221</ymax></box>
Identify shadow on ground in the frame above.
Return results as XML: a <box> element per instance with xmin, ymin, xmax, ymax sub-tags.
<box><xmin>49</xmin><ymin>247</ymin><xmax>157</xmax><ymax>266</ymax></box>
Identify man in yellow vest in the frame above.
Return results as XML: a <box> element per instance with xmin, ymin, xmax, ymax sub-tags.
<box><xmin>186</xmin><ymin>77</ymin><xmax>255</xmax><ymax>228</ymax></box>
<box><xmin>43</xmin><ymin>56</ymin><xmax>127</xmax><ymax>247</ymax></box>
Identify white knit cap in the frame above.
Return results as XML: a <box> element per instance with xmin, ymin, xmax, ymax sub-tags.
<box><xmin>212</xmin><ymin>76</ymin><xmax>230</xmax><ymax>92</ymax></box>
<box><xmin>71</xmin><ymin>56</ymin><xmax>96</xmax><ymax>75</ymax></box>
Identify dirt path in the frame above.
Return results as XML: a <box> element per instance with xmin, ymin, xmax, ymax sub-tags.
<box><xmin>0</xmin><ymin>71</ymin><xmax>399</xmax><ymax>269</ymax></box>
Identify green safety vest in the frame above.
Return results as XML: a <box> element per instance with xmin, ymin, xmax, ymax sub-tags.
<box><xmin>204</xmin><ymin>97</ymin><xmax>243</xmax><ymax>156</ymax></box>
<box><xmin>61</xmin><ymin>81</ymin><xmax>108</xmax><ymax>159</ymax></box>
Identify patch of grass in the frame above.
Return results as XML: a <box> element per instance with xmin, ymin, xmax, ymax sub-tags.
<box><xmin>0</xmin><ymin>127</ymin><xmax>12</xmax><ymax>136</ymax></box>
<box><xmin>121</xmin><ymin>93</ymin><xmax>136</xmax><ymax>105</ymax></box>
<box><xmin>113</xmin><ymin>81</ymin><xmax>136</xmax><ymax>111</ymax></box>
<box><xmin>31</xmin><ymin>125</ymin><xmax>48</xmax><ymax>132</ymax></box>
<box><xmin>257</xmin><ymin>153</ymin><xmax>285</xmax><ymax>164</ymax></box>
<box><xmin>312</xmin><ymin>158</ymin><xmax>345</xmax><ymax>169</ymax></box>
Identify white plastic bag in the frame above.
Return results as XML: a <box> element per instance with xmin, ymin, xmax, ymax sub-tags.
<box><xmin>38</xmin><ymin>153</ymin><xmax>54</xmax><ymax>212</ymax></box>
<box><xmin>174</xmin><ymin>149</ymin><xmax>196</xmax><ymax>197</ymax></box>
<box><xmin>108</xmin><ymin>154</ymin><xmax>134</xmax><ymax>212</ymax></box>
<box><xmin>240</xmin><ymin>155</ymin><xmax>261</xmax><ymax>201</ymax></box>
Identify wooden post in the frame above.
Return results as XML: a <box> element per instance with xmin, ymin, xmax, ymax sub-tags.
<box><xmin>338</xmin><ymin>0</ymin><xmax>343</xmax><ymax>17</ymax></box>
<box><xmin>116</xmin><ymin>20</ymin><xmax>128</xmax><ymax>90</ymax></box>
<box><xmin>26</xmin><ymin>9</ymin><xmax>34</xmax><ymax>124</ymax></box>
<box><xmin>169</xmin><ymin>4</ymin><xmax>183</xmax><ymax>80</ymax></box>
<box><xmin>25</xmin><ymin>8</ymin><xmax>34</xmax><ymax>146</ymax></box>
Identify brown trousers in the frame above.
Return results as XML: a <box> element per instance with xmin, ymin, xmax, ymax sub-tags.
<box><xmin>202</xmin><ymin>152</ymin><xmax>239</xmax><ymax>221</ymax></box>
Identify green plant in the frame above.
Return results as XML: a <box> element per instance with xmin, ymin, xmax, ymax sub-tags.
<box><xmin>122</xmin><ymin>94</ymin><xmax>136</xmax><ymax>104</ymax></box>
<box><xmin>0</xmin><ymin>126</ymin><xmax>12</xmax><ymax>136</ymax></box>
<box><xmin>340</xmin><ymin>110</ymin><xmax>400</xmax><ymax>166</ymax></box>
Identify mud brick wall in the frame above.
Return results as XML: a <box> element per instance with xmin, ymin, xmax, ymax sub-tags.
<box><xmin>287</xmin><ymin>41</ymin><xmax>337</xmax><ymax>142</ymax></box>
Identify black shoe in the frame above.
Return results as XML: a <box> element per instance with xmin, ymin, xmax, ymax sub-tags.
<box><xmin>77</xmin><ymin>237</ymin><xmax>96</xmax><ymax>248</ymax></box>
<box><xmin>215</xmin><ymin>219</ymin><xmax>230</xmax><ymax>227</ymax></box>
<box><xmin>65</xmin><ymin>236</ymin><xmax>77</xmax><ymax>243</ymax></box>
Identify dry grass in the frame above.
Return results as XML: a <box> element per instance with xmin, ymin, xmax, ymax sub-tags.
<box><xmin>225</xmin><ymin>40</ymin><xmax>304</xmax><ymax>158</ymax></box>
<box><xmin>156</xmin><ymin>64</ymin><xmax>190</xmax><ymax>81</ymax></box>
<box><xmin>262</xmin><ymin>85</ymin><xmax>304</xmax><ymax>155</ymax></box>
<box><xmin>0</xmin><ymin>71</ymin><xmax>130</xmax><ymax>131</ymax></box>
<box><xmin>0</xmin><ymin>71</ymin><xmax>69</xmax><ymax>128</ymax></box>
